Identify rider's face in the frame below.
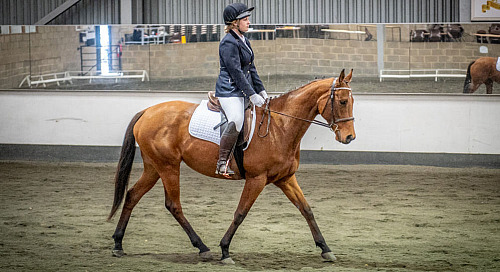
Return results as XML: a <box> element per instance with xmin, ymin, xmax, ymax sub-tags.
<box><xmin>238</xmin><ymin>17</ymin><xmax>250</xmax><ymax>33</ymax></box>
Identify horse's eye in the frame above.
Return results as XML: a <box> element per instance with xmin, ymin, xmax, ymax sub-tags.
<box><xmin>340</xmin><ymin>100</ymin><xmax>347</xmax><ymax>105</ymax></box>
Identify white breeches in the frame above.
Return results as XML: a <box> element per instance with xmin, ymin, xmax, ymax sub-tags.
<box><xmin>218</xmin><ymin>97</ymin><xmax>245</xmax><ymax>132</ymax></box>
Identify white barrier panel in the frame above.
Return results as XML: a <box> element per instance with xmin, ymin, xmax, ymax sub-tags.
<box><xmin>302</xmin><ymin>94</ymin><xmax>500</xmax><ymax>155</ymax></box>
<box><xmin>1</xmin><ymin>91</ymin><xmax>499</xmax><ymax>155</ymax></box>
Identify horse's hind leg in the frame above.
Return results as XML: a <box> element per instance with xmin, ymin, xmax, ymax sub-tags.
<box><xmin>112</xmin><ymin>162</ymin><xmax>159</xmax><ymax>257</ymax></box>
<box><xmin>275</xmin><ymin>174</ymin><xmax>336</xmax><ymax>262</ymax></box>
<box><xmin>486</xmin><ymin>79</ymin><xmax>493</xmax><ymax>94</ymax></box>
<box><xmin>158</xmin><ymin>163</ymin><xmax>212</xmax><ymax>259</ymax></box>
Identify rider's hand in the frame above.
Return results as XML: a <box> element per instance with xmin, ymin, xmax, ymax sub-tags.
<box><xmin>250</xmin><ymin>93</ymin><xmax>266</xmax><ymax>107</ymax></box>
<box><xmin>259</xmin><ymin>90</ymin><xmax>269</xmax><ymax>100</ymax></box>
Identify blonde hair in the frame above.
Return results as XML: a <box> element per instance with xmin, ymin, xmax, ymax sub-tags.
<box><xmin>225</xmin><ymin>20</ymin><xmax>239</xmax><ymax>33</ymax></box>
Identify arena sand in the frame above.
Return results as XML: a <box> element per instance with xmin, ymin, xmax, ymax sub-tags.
<box><xmin>0</xmin><ymin>161</ymin><xmax>499</xmax><ymax>271</ymax></box>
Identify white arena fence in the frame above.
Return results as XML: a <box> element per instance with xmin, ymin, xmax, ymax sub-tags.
<box><xmin>19</xmin><ymin>70</ymin><xmax>149</xmax><ymax>88</ymax></box>
<box><xmin>379</xmin><ymin>69</ymin><xmax>467</xmax><ymax>82</ymax></box>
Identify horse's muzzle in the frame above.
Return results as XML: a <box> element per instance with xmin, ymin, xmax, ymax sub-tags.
<box><xmin>343</xmin><ymin>134</ymin><xmax>355</xmax><ymax>144</ymax></box>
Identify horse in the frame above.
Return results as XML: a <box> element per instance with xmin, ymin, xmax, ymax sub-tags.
<box><xmin>463</xmin><ymin>57</ymin><xmax>500</xmax><ymax>94</ymax></box>
<box><xmin>108</xmin><ymin>69</ymin><xmax>356</xmax><ymax>264</ymax></box>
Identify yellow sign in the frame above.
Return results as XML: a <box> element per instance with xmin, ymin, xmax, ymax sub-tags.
<box><xmin>482</xmin><ymin>0</ymin><xmax>500</xmax><ymax>12</ymax></box>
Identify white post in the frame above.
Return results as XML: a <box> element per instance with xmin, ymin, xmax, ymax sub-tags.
<box><xmin>377</xmin><ymin>24</ymin><xmax>385</xmax><ymax>78</ymax></box>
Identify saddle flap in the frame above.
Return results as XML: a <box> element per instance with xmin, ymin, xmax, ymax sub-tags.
<box><xmin>242</xmin><ymin>107</ymin><xmax>252</xmax><ymax>145</ymax></box>
<box><xmin>217</xmin><ymin>106</ymin><xmax>253</xmax><ymax>148</ymax></box>
<box><xmin>207</xmin><ymin>91</ymin><xmax>222</xmax><ymax>112</ymax></box>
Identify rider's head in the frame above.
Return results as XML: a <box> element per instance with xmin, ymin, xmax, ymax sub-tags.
<box><xmin>223</xmin><ymin>3</ymin><xmax>254</xmax><ymax>33</ymax></box>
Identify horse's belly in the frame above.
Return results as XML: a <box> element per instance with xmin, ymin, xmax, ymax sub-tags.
<box><xmin>181</xmin><ymin>137</ymin><xmax>242</xmax><ymax>180</ymax></box>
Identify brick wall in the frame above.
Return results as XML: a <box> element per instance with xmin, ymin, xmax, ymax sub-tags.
<box><xmin>30</xmin><ymin>26</ymin><xmax>81</xmax><ymax>76</ymax></box>
<box><xmin>0</xmin><ymin>26</ymin><xmax>80</xmax><ymax>88</ymax></box>
<box><xmin>385</xmin><ymin>41</ymin><xmax>500</xmax><ymax>70</ymax></box>
<box><xmin>121</xmin><ymin>38</ymin><xmax>499</xmax><ymax>80</ymax></box>
<box><xmin>0</xmin><ymin>29</ymin><xmax>30</xmax><ymax>89</ymax></box>
<box><xmin>273</xmin><ymin>38</ymin><xmax>379</xmax><ymax>76</ymax></box>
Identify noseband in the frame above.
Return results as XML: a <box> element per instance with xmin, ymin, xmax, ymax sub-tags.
<box><xmin>258</xmin><ymin>78</ymin><xmax>355</xmax><ymax>137</ymax></box>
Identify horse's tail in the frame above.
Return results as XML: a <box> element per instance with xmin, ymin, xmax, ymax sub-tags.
<box><xmin>463</xmin><ymin>61</ymin><xmax>474</xmax><ymax>93</ymax></box>
<box><xmin>107</xmin><ymin>110</ymin><xmax>145</xmax><ymax>221</ymax></box>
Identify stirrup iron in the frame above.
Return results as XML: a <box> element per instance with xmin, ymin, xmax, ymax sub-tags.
<box><xmin>216</xmin><ymin>160</ymin><xmax>234</xmax><ymax>177</ymax></box>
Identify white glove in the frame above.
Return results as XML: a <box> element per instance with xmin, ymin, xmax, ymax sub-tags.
<box><xmin>259</xmin><ymin>90</ymin><xmax>269</xmax><ymax>100</ymax></box>
<box><xmin>250</xmin><ymin>93</ymin><xmax>266</xmax><ymax>107</ymax></box>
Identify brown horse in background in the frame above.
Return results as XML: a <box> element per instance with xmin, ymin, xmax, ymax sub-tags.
<box><xmin>108</xmin><ymin>69</ymin><xmax>356</xmax><ymax>264</ymax></box>
<box><xmin>463</xmin><ymin>57</ymin><xmax>500</xmax><ymax>94</ymax></box>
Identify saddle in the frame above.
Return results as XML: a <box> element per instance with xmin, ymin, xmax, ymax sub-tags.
<box><xmin>207</xmin><ymin>91</ymin><xmax>253</xmax><ymax>178</ymax></box>
<box><xmin>207</xmin><ymin>91</ymin><xmax>252</xmax><ymax>148</ymax></box>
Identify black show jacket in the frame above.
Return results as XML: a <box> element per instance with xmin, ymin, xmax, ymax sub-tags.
<box><xmin>215</xmin><ymin>30</ymin><xmax>265</xmax><ymax>98</ymax></box>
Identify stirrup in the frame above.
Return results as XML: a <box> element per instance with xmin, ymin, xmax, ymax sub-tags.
<box><xmin>216</xmin><ymin>160</ymin><xmax>235</xmax><ymax>177</ymax></box>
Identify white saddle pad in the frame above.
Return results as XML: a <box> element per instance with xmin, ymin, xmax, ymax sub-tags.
<box><xmin>496</xmin><ymin>57</ymin><xmax>500</xmax><ymax>72</ymax></box>
<box><xmin>188</xmin><ymin>100</ymin><xmax>256</xmax><ymax>151</ymax></box>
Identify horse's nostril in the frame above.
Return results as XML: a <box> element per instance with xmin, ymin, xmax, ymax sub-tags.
<box><xmin>345</xmin><ymin>134</ymin><xmax>354</xmax><ymax>144</ymax></box>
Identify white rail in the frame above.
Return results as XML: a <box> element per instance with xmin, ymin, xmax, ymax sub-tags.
<box><xmin>19</xmin><ymin>70</ymin><xmax>149</xmax><ymax>88</ymax></box>
<box><xmin>379</xmin><ymin>69</ymin><xmax>466</xmax><ymax>82</ymax></box>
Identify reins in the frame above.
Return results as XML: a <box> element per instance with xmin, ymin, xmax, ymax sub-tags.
<box><xmin>258</xmin><ymin>78</ymin><xmax>354</xmax><ymax>138</ymax></box>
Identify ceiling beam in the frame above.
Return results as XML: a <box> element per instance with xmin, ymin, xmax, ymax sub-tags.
<box><xmin>35</xmin><ymin>0</ymin><xmax>82</xmax><ymax>25</ymax></box>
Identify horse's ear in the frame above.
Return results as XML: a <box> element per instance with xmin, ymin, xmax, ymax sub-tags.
<box><xmin>338</xmin><ymin>69</ymin><xmax>345</xmax><ymax>83</ymax></box>
<box><xmin>344</xmin><ymin>69</ymin><xmax>353</xmax><ymax>83</ymax></box>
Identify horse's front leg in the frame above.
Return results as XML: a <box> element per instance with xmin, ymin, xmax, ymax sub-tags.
<box><xmin>219</xmin><ymin>175</ymin><xmax>267</xmax><ymax>264</ymax></box>
<box><xmin>275</xmin><ymin>174</ymin><xmax>337</xmax><ymax>262</ymax></box>
<box><xmin>468</xmin><ymin>81</ymin><xmax>482</xmax><ymax>94</ymax></box>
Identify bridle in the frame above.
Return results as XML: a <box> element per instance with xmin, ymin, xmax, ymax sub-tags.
<box><xmin>322</xmin><ymin>77</ymin><xmax>355</xmax><ymax>132</ymax></box>
<box><xmin>258</xmin><ymin>78</ymin><xmax>354</xmax><ymax>137</ymax></box>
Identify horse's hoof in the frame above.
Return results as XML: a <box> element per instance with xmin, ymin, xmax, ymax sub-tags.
<box><xmin>199</xmin><ymin>250</ymin><xmax>213</xmax><ymax>260</ymax></box>
<box><xmin>112</xmin><ymin>249</ymin><xmax>125</xmax><ymax>257</ymax></box>
<box><xmin>321</xmin><ymin>252</ymin><xmax>337</xmax><ymax>262</ymax></box>
<box><xmin>220</xmin><ymin>257</ymin><xmax>235</xmax><ymax>265</ymax></box>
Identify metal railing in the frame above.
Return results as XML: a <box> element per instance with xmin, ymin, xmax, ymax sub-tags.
<box><xmin>379</xmin><ymin>69</ymin><xmax>467</xmax><ymax>82</ymax></box>
<box><xmin>79</xmin><ymin>45</ymin><xmax>122</xmax><ymax>74</ymax></box>
<box><xmin>19</xmin><ymin>70</ymin><xmax>149</xmax><ymax>88</ymax></box>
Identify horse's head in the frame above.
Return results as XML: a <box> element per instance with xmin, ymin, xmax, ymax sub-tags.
<box><xmin>318</xmin><ymin>69</ymin><xmax>356</xmax><ymax>144</ymax></box>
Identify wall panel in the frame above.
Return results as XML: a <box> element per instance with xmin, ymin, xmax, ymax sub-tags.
<box><xmin>1</xmin><ymin>91</ymin><xmax>499</xmax><ymax>157</ymax></box>
<box><xmin>1</xmin><ymin>0</ymin><xmax>465</xmax><ymax>25</ymax></box>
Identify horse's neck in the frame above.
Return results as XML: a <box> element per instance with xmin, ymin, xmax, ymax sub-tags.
<box><xmin>273</xmin><ymin>79</ymin><xmax>330</xmax><ymax>118</ymax></box>
<box><xmin>270</xmin><ymin>79</ymin><xmax>330</xmax><ymax>142</ymax></box>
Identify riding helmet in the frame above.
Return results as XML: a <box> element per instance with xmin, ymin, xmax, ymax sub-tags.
<box><xmin>223</xmin><ymin>3</ymin><xmax>254</xmax><ymax>25</ymax></box>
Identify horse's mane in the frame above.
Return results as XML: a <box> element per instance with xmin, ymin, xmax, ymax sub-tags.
<box><xmin>269</xmin><ymin>78</ymin><xmax>325</xmax><ymax>103</ymax></box>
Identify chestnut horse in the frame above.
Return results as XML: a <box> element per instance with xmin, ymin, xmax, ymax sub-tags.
<box><xmin>463</xmin><ymin>57</ymin><xmax>500</xmax><ymax>94</ymax></box>
<box><xmin>108</xmin><ymin>69</ymin><xmax>356</xmax><ymax>264</ymax></box>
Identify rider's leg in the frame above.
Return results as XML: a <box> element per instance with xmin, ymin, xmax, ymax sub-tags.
<box><xmin>216</xmin><ymin>97</ymin><xmax>244</xmax><ymax>175</ymax></box>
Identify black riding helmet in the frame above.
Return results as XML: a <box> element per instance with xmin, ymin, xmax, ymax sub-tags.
<box><xmin>223</xmin><ymin>3</ymin><xmax>254</xmax><ymax>25</ymax></box>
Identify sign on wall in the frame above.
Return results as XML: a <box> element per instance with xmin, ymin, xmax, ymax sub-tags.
<box><xmin>471</xmin><ymin>0</ymin><xmax>500</xmax><ymax>21</ymax></box>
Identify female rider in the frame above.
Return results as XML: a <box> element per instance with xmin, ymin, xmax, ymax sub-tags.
<box><xmin>215</xmin><ymin>3</ymin><xmax>268</xmax><ymax>176</ymax></box>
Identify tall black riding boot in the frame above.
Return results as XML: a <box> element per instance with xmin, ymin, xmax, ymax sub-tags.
<box><xmin>216</xmin><ymin>121</ymin><xmax>239</xmax><ymax>176</ymax></box>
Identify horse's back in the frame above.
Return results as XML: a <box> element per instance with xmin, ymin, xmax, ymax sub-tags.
<box><xmin>137</xmin><ymin>100</ymin><xmax>197</xmax><ymax>128</ymax></box>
